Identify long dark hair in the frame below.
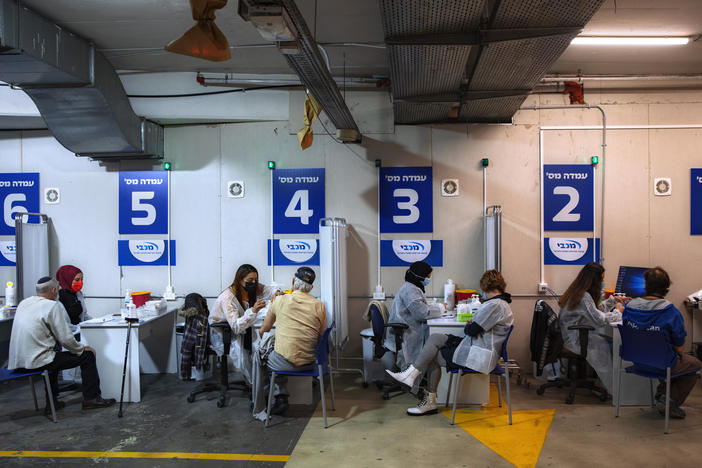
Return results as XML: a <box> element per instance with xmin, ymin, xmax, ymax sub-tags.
<box><xmin>229</xmin><ymin>264</ymin><xmax>258</xmax><ymax>307</ymax></box>
<box><xmin>559</xmin><ymin>262</ymin><xmax>605</xmax><ymax>310</ymax></box>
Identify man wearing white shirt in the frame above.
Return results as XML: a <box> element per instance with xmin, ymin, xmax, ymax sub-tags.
<box><xmin>9</xmin><ymin>276</ymin><xmax>115</xmax><ymax>411</ymax></box>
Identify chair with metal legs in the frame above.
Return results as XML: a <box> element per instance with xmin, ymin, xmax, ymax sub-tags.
<box><xmin>446</xmin><ymin>325</ymin><xmax>514</xmax><ymax>426</ymax></box>
<box><xmin>0</xmin><ymin>367</ymin><xmax>57</xmax><ymax>422</ymax></box>
<box><xmin>266</xmin><ymin>323</ymin><xmax>336</xmax><ymax>428</ymax></box>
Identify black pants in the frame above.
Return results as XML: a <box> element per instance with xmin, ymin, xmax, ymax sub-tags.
<box><xmin>20</xmin><ymin>351</ymin><xmax>101</xmax><ymax>401</ymax></box>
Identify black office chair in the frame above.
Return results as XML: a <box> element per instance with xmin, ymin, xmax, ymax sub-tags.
<box><xmin>536</xmin><ymin>325</ymin><xmax>608</xmax><ymax>404</ymax></box>
<box><xmin>369</xmin><ymin>303</ymin><xmax>409</xmax><ymax>400</ymax></box>
<box><xmin>186</xmin><ymin>322</ymin><xmax>249</xmax><ymax>407</ymax></box>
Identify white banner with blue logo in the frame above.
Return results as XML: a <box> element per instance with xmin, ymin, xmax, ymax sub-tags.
<box><xmin>272</xmin><ymin>168</ymin><xmax>325</xmax><ymax>234</ymax></box>
<box><xmin>543</xmin><ymin>164</ymin><xmax>594</xmax><ymax>231</ymax></box>
<box><xmin>118</xmin><ymin>240</ymin><xmax>176</xmax><ymax>266</ymax></box>
<box><xmin>119</xmin><ymin>171</ymin><xmax>168</xmax><ymax>234</ymax></box>
<box><xmin>0</xmin><ymin>240</ymin><xmax>16</xmax><ymax>266</ymax></box>
<box><xmin>692</xmin><ymin>168</ymin><xmax>702</xmax><ymax>235</ymax></box>
<box><xmin>0</xmin><ymin>173</ymin><xmax>40</xmax><ymax>236</ymax></box>
<box><xmin>544</xmin><ymin>237</ymin><xmax>600</xmax><ymax>265</ymax></box>
<box><xmin>267</xmin><ymin>239</ymin><xmax>320</xmax><ymax>266</ymax></box>
<box><xmin>379</xmin><ymin>167</ymin><xmax>433</xmax><ymax>233</ymax></box>
<box><xmin>380</xmin><ymin>240</ymin><xmax>443</xmax><ymax>267</ymax></box>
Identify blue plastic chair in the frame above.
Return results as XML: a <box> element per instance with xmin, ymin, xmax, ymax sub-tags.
<box><xmin>266</xmin><ymin>323</ymin><xmax>336</xmax><ymax>428</ymax></box>
<box><xmin>0</xmin><ymin>367</ymin><xmax>57</xmax><ymax>422</ymax></box>
<box><xmin>446</xmin><ymin>325</ymin><xmax>514</xmax><ymax>425</ymax></box>
<box><xmin>615</xmin><ymin>325</ymin><xmax>698</xmax><ymax>434</ymax></box>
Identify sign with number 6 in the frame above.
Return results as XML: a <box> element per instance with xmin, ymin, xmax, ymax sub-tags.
<box><xmin>0</xmin><ymin>173</ymin><xmax>40</xmax><ymax>236</ymax></box>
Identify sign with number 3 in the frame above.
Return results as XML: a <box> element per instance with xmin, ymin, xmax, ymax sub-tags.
<box><xmin>379</xmin><ymin>167</ymin><xmax>433</xmax><ymax>233</ymax></box>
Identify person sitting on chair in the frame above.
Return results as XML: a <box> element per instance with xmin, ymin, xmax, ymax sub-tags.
<box><xmin>386</xmin><ymin>270</ymin><xmax>514</xmax><ymax>416</ymax></box>
<box><xmin>210</xmin><ymin>264</ymin><xmax>277</xmax><ymax>386</ymax></box>
<box><xmin>252</xmin><ymin>267</ymin><xmax>327</xmax><ymax>418</ymax></box>
<box><xmin>558</xmin><ymin>262</ymin><xmax>628</xmax><ymax>395</ymax></box>
<box><xmin>8</xmin><ymin>276</ymin><xmax>115</xmax><ymax>411</ymax></box>
<box><xmin>623</xmin><ymin>266</ymin><xmax>702</xmax><ymax>419</ymax></box>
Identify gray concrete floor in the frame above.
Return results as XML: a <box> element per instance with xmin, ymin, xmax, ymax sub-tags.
<box><xmin>1</xmin><ymin>370</ymin><xmax>701</xmax><ymax>467</ymax></box>
<box><xmin>0</xmin><ymin>373</ymin><xmax>312</xmax><ymax>467</ymax></box>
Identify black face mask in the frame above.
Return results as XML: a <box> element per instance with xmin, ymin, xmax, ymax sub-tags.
<box><xmin>244</xmin><ymin>281</ymin><xmax>257</xmax><ymax>303</ymax></box>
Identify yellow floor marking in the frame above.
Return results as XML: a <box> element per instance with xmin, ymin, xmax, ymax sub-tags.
<box><xmin>442</xmin><ymin>383</ymin><xmax>555</xmax><ymax>468</ymax></box>
<box><xmin>0</xmin><ymin>450</ymin><xmax>289</xmax><ymax>462</ymax></box>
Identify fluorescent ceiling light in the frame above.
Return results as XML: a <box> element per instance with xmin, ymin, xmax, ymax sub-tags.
<box><xmin>571</xmin><ymin>36</ymin><xmax>690</xmax><ymax>46</ymax></box>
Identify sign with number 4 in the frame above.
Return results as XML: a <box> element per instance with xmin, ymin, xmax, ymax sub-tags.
<box><xmin>273</xmin><ymin>168</ymin><xmax>325</xmax><ymax>234</ymax></box>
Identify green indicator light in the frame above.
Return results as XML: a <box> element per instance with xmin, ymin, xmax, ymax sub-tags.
<box><xmin>375</xmin><ymin>159</ymin><xmax>381</xmax><ymax>168</ymax></box>
<box><xmin>481</xmin><ymin>158</ymin><xmax>489</xmax><ymax>167</ymax></box>
<box><xmin>268</xmin><ymin>161</ymin><xmax>275</xmax><ymax>169</ymax></box>
<box><xmin>591</xmin><ymin>156</ymin><xmax>599</xmax><ymax>165</ymax></box>
<box><xmin>163</xmin><ymin>161</ymin><xmax>171</xmax><ymax>171</ymax></box>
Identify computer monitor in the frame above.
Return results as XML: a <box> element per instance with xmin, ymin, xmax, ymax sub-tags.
<box><xmin>615</xmin><ymin>266</ymin><xmax>649</xmax><ymax>298</ymax></box>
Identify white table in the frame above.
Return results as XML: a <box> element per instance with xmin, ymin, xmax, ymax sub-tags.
<box><xmin>0</xmin><ymin>307</ymin><xmax>16</xmax><ymax>368</ymax></box>
<box><xmin>80</xmin><ymin>309</ymin><xmax>177</xmax><ymax>402</ymax></box>
<box><xmin>427</xmin><ymin>316</ymin><xmax>490</xmax><ymax>406</ymax></box>
<box><xmin>610</xmin><ymin>323</ymin><xmax>654</xmax><ymax>406</ymax></box>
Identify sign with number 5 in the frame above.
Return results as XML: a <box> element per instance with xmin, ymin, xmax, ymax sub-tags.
<box><xmin>0</xmin><ymin>173</ymin><xmax>39</xmax><ymax>236</ymax></box>
<box><xmin>273</xmin><ymin>168</ymin><xmax>325</xmax><ymax>234</ymax></box>
<box><xmin>544</xmin><ymin>164</ymin><xmax>594</xmax><ymax>231</ymax></box>
<box><xmin>379</xmin><ymin>167</ymin><xmax>433</xmax><ymax>233</ymax></box>
<box><xmin>119</xmin><ymin>171</ymin><xmax>168</xmax><ymax>234</ymax></box>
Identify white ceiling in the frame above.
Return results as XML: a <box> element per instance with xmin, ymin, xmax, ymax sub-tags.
<box><xmin>17</xmin><ymin>0</ymin><xmax>702</xmax><ymax>79</ymax></box>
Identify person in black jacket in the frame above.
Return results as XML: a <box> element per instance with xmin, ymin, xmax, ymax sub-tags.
<box><xmin>56</xmin><ymin>265</ymin><xmax>87</xmax><ymax>326</ymax></box>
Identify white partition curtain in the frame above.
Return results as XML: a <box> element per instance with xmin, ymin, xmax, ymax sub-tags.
<box><xmin>15</xmin><ymin>213</ymin><xmax>50</xmax><ymax>302</ymax></box>
<box><xmin>484</xmin><ymin>206</ymin><xmax>502</xmax><ymax>272</ymax></box>
<box><xmin>319</xmin><ymin>217</ymin><xmax>348</xmax><ymax>348</ymax></box>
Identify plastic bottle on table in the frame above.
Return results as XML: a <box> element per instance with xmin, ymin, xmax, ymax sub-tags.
<box><xmin>443</xmin><ymin>279</ymin><xmax>455</xmax><ymax>311</ymax></box>
<box><xmin>469</xmin><ymin>294</ymin><xmax>481</xmax><ymax>319</ymax></box>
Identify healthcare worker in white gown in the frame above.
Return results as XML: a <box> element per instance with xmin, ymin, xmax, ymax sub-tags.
<box><xmin>558</xmin><ymin>262</ymin><xmax>627</xmax><ymax>394</ymax></box>
<box><xmin>384</xmin><ymin>261</ymin><xmax>443</xmax><ymax>394</ymax></box>
<box><xmin>210</xmin><ymin>264</ymin><xmax>277</xmax><ymax>385</ymax></box>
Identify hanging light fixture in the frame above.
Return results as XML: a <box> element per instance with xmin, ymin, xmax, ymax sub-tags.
<box><xmin>165</xmin><ymin>0</ymin><xmax>231</xmax><ymax>62</ymax></box>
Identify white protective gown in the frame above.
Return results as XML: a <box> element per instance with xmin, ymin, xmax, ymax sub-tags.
<box><xmin>559</xmin><ymin>294</ymin><xmax>620</xmax><ymax>393</ymax></box>
<box><xmin>384</xmin><ymin>282</ymin><xmax>443</xmax><ymax>370</ymax></box>
<box><xmin>210</xmin><ymin>284</ymin><xmax>275</xmax><ymax>384</ymax></box>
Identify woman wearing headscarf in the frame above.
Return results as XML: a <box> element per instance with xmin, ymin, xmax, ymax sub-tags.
<box><xmin>210</xmin><ymin>264</ymin><xmax>277</xmax><ymax>385</ymax></box>
<box><xmin>383</xmin><ymin>261</ymin><xmax>443</xmax><ymax>393</ymax></box>
<box><xmin>559</xmin><ymin>262</ymin><xmax>627</xmax><ymax>394</ymax></box>
<box><xmin>56</xmin><ymin>265</ymin><xmax>88</xmax><ymax>326</ymax></box>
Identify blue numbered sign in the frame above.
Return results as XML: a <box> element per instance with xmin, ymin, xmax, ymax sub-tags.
<box><xmin>379</xmin><ymin>167</ymin><xmax>433</xmax><ymax>233</ymax></box>
<box><xmin>119</xmin><ymin>171</ymin><xmax>168</xmax><ymax>234</ymax></box>
<box><xmin>692</xmin><ymin>169</ymin><xmax>702</xmax><ymax>235</ymax></box>
<box><xmin>544</xmin><ymin>164</ymin><xmax>594</xmax><ymax>231</ymax></box>
<box><xmin>0</xmin><ymin>173</ymin><xmax>40</xmax><ymax>236</ymax></box>
<box><xmin>273</xmin><ymin>168</ymin><xmax>325</xmax><ymax>234</ymax></box>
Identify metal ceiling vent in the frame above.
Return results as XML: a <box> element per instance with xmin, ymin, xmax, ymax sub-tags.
<box><xmin>239</xmin><ymin>0</ymin><xmax>360</xmax><ymax>142</ymax></box>
<box><xmin>380</xmin><ymin>0</ymin><xmax>605</xmax><ymax>124</ymax></box>
<box><xmin>0</xmin><ymin>0</ymin><xmax>163</xmax><ymax>160</ymax></box>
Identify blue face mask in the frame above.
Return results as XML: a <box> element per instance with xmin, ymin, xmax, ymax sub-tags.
<box><xmin>421</xmin><ymin>278</ymin><xmax>431</xmax><ymax>287</ymax></box>
<box><xmin>601</xmin><ymin>281</ymin><xmax>606</xmax><ymax>292</ymax></box>
<box><xmin>479</xmin><ymin>291</ymin><xmax>487</xmax><ymax>300</ymax></box>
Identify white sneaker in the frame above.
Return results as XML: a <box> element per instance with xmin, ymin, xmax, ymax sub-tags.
<box><xmin>386</xmin><ymin>365</ymin><xmax>421</xmax><ymax>387</ymax></box>
<box><xmin>407</xmin><ymin>392</ymin><xmax>438</xmax><ymax>416</ymax></box>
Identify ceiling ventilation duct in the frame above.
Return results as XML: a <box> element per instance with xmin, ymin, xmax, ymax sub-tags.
<box><xmin>239</xmin><ymin>0</ymin><xmax>360</xmax><ymax>142</ymax></box>
<box><xmin>0</xmin><ymin>0</ymin><xmax>163</xmax><ymax>160</ymax></box>
<box><xmin>379</xmin><ymin>0</ymin><xmax>605</xmax><ymax>124</ymax></box>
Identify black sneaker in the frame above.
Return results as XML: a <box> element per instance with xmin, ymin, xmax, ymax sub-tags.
<box><xmin>82</xmin><ymin>396</ymin><xmax>116</xmax><ymax>409</ymax></box>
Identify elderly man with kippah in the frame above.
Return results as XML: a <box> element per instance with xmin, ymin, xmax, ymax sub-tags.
<box><xmin>252</xmin><ymin>267</ymin><xmax>327</xmax><ymax>419</ymax></box>
<box><xmin>8</xmin><ymin>276</ymin><xmax>115</xmax><ymax>412</ymax></box>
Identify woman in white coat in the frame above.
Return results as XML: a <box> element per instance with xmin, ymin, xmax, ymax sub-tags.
<box><xmin>384</xmin><ymin>261</ymin><xmax>443</xmax><ymax>393</ymax></box>
<box><xmin>558</xmin><ymin>262</ymin><xmax>627</xmax><ymax>394</ymax></box>
<box><xmin>210</xmin><ymin>264</ymin><xmax>277</xmax><ymax>385</ymax></box>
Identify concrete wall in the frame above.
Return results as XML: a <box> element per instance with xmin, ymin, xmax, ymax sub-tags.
<box><xmin>2</xmin><ymin>88</ymin><xmax>702</xmax><ymax>373</ymax></box>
